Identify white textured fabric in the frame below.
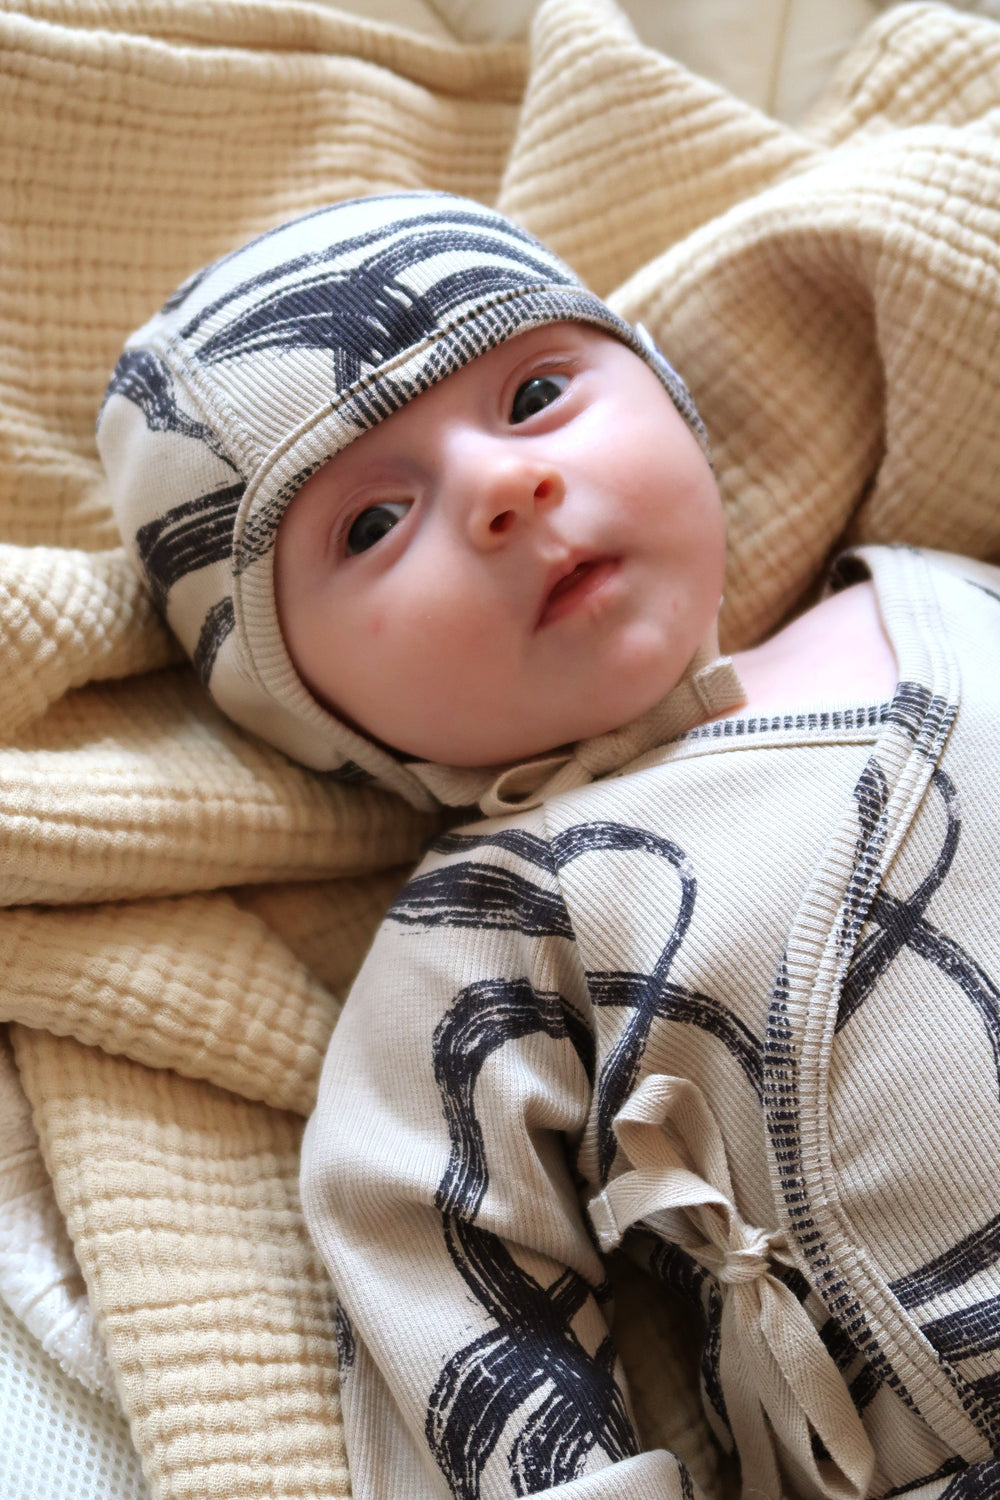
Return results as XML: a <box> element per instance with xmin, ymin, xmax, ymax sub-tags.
<box><xmin>0</xmin><ymin>1297</ymin><xmax>148</xmax><ymax>1500</ymax></box>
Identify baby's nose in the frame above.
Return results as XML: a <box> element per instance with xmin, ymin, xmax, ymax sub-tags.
<box><xmin>468</xmin><ymin>461</ymin><xmax>564</xmax><ymax>546</ymax></box>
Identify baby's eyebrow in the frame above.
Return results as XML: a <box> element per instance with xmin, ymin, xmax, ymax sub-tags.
<box><xmin>326</xmin><ymin>466</ymin><xmax>406</xmax><ymax>512</ymax></box>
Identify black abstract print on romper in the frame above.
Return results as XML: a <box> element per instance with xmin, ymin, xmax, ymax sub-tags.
<box><xmin>389</xmin><ymin>819</ymin><xmax>758</xmax><ymax>1497</ymax></box>
<box><xmin>392</xmin><ymin>826</ymin><xmax>635</xmax><ymax>1498</ymax></box>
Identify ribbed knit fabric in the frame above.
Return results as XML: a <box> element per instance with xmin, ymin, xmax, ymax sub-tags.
<box><xmin>2</xmin><ymin>2</ymin><xmax>1000</xmax><ymax>1497</ymax></box>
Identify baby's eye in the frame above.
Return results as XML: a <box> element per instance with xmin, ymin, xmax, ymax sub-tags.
<box><xmin>345</xmin><ymin>501</ymin><xmax>410</xmax><ymax>556</ymax></box>
<box><xmin>509</xmin><ymin>373</ymin><xmax>569</xmax><ymax>425</ymax></box>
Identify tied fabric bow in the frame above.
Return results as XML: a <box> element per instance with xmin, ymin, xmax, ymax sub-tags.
<box><xmin>587</xmin><ymin>1074</ymin><xmax>875</xmax><ymax>1500</ymax></box>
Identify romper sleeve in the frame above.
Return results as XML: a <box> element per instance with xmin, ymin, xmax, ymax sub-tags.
<box><xmin>300</xmin><ymin>818</ymin><xmax>707</xmax><ymax>1500</ymax></box>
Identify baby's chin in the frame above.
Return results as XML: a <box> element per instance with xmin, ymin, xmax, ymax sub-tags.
<box><xmin>344</xmin><ymin>625</ymin><xmax>717</xmax><ymax>767</ymax></box>
<box><xmin>390</xmin><ymin>689</ymin><xmax>683</xmax><ymax>769</ymax></box>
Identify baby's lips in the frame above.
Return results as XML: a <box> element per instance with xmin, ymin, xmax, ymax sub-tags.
<box><xmin>536</xmin><ymin>555</ymin><xmax>620</xmax><ymax>628</ymax></box>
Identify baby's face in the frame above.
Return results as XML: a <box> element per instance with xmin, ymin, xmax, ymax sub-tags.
<box><xmin>274</xmin><ymin>325</ymin><xmax>725</xmax><ymax>767</ymax></box>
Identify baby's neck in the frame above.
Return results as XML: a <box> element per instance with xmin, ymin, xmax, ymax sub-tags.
<box><xmin>726</xmin><ymin>581</ymin><xmax>897</xmax><ymax>720</ymax></box>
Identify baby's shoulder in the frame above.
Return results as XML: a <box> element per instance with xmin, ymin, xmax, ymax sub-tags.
<box><xmin>730</xmin><ymin>580</ymin><xmax>897</xmax><ymax>720</ymax></box>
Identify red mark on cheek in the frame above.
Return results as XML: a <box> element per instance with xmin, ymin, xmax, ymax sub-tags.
<box><xmin>366</xmin><ymin>612</ymin><xmax>386</xmax><ymax>638</ymax></box>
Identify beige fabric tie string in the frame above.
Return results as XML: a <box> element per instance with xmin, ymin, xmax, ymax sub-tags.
<box><xmin>587</xmin><ymin>1074</ymin><xmax>876</xmax><ymax>1500</ymax></box>
<box><xmin>691</xmin><ymin>1223</ymin><xmax>772</xmax><ymax>1286</ymax></box>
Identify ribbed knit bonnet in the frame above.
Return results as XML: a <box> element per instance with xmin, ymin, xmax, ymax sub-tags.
<box><xmin>98</xmin><ymin>191</ymin><xmax>717</xmax><ymax>810</ymax></box>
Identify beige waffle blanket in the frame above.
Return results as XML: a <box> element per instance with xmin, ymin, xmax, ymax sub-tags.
<box><xmin>1</xmin><ymin>1</ymin><xmax>999</xmax><ymax>1495</ymax></box>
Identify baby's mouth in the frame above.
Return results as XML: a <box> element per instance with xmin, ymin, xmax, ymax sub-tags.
<box><xmin>537</xmin><ymin>557</ymin><xmax>620</xmax><ymax>628</ymax></box>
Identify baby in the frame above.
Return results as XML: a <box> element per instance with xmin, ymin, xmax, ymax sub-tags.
<box><xmin>98</xmin><ymin>193</ymin><xmax>1000</xmax><ymax>1500</ymax></box>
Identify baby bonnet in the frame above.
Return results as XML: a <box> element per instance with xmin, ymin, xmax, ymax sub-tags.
<box><xmin>98</xmin><ymin>191</ymin><xmax>708</xmax><ymax>809</ymax></box>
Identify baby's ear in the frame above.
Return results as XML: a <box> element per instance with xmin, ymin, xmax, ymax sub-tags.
<box><xmin>632</xmin><ymin>323</ymin><xmax>711</xmax><ymax>464</ymax></box>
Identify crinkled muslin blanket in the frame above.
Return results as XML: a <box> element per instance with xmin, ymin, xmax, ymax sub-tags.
<box><xmin>1</xmin><ymin>1</ymin><xmax>1000</xmax><ymax>1495</ymax></box>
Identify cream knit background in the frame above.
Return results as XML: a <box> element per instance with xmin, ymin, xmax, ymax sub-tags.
<box><xmin>2</xmin><ymin>1</ymin><xmax>1000</xmax><ymax>1496</ymax></box>
<box><xmin>430</xmin><ymin>0</ymin><xmax>885</xmax><ymax>119</ymax></box>
<box><xmin>344</xmin><ymin>0</ymin><xmax>1000</xmax><ymax>119</ymax></box>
